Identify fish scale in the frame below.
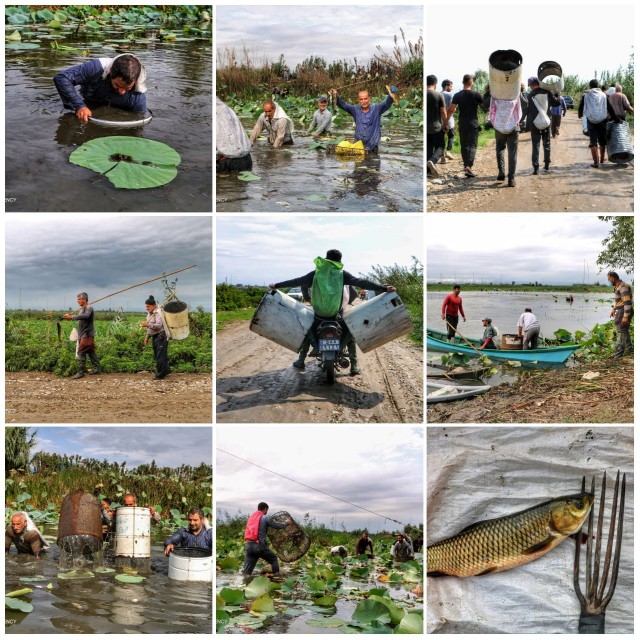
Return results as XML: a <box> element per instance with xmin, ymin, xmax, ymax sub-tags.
<box><xmin>427</xmin><ymin>492</ymin><xmax>593</xmax><ymax>577</ymax></box>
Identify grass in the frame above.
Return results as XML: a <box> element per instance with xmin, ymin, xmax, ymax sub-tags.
<box><xmin>216</xmin><ymin>309</ymin><xmax>254</xmax><ymax>331</ymax></box>
<box><xmin>427</xmin><ymin>284</ymin><xmax>611</xmax><ymax>293</ymax></box>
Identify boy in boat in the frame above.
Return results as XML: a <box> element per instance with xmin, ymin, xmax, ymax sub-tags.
<box><xmin>53</xmin><ymin>54</ymin><xmax>147</xmax><ymax>123</ymax></box>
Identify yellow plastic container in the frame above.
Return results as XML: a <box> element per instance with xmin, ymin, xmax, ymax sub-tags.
<box><xmin>335</xmin><ymin>140</ymin><xmax>365</xmax><ymax>156</ymax></box>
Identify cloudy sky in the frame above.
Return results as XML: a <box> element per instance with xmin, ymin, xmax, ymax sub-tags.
<box><xmin>5</xmin><ymin>216</ymin><xmax>212</xmax><ymax>311</ymax></box>
<box><xmin>216</xmin><ymin>426</ymin><xmax>424</xmax><ymax>532</ymax></box>
<box><xmin>427</xmin><ymin>215</ymin><xmax>633</xmax><ymax>284</ymax></box>
<box><xmin>216</xmin><ymin>5</ymin><xmax>423</xmax><ymax>69</ymax></box>
<box><xmin>216</xmin><ymin>216</ymin><xmax>424</xmax><ymax>286</ymax></box>
<box><xmin>28</xmin><ymin>427</ymin><xmax>212</xmax><ymax>469</ymax></box>
<box><xmin>428</xmin><ymin>2</ymin><xmax>634</xmax><ymax>92</ymax></box>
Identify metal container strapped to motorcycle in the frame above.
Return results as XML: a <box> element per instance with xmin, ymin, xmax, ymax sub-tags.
<box><xmin>250</xmin><ymin>289</ymin><xmax>315</xmax><ymax>353</ymax></box>
<box><xmin>343</xmin><ymin>291</ymin><xmax>413</xmax><ymax>353</ymax></box>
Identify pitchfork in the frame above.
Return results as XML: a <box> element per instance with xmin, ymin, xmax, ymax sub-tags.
<box><xmin>573</xmin><ymin>471</ymin><xmax>626</xmax><ymax>633</ymax></box>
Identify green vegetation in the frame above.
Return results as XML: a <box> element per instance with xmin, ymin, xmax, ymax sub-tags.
<box><xmin>5</xmin><ymin>448</ymin><xmax>212</xmax><ymax>525</ymax></box>
<box><xmin>216</xmin><ymin>309</ymin><xmax>255</xmax><ymax>331</ymax></box>
<box><xmin>427</xmin><ymin>283</ymin><xmax>611</xmax><ymax>293</ymax></box>
<box><xmin>217</xmin><ymin>514</ymin><xmax>423</xmax><ymax>634</ymax></box>
<box><xmin>597</xmin><ymin>216</ymin><xmax>633</xmax><ymax>271</ymax></box>
<box><xmin>5</xmin><ymin>308</ymin><xmax>212</xmax><ymax>376</ymax></box>
<box><xmin>217</xmin><ymin>284</ymin><xmax>266</xmax><ymax>311</ymax></box>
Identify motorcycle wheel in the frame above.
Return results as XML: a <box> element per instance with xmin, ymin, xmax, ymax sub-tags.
<box><xmin>326</xmin><ymin>364</ymin><xmax>336</xmax><ymax>384</ymax></box>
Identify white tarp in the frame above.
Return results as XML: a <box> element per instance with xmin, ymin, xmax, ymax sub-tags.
<box><xmin>427</xmin><ymin>427</ymin><xmax>634</xmax><ymax>634</ymax></box>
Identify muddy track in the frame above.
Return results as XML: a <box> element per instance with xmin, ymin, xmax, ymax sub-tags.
<box><xmin>428</xmin><ymin>111</ymin><xmax>634</xmax><ymax>212</ymax></box>
<box><xmin>5</xmin><ymin>372</ymin><xmax>212</xmax><ymax>423</ymax></box>
<box><xmin>216</xmin><ymin>321</ymin><xmax>424</xmax><ymax>423</ymax></box>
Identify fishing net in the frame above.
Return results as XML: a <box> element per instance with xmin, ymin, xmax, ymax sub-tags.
<box><xmin>172</xmin><ymin>547</ymin><xmax>211</xmax><ymax>558</ymax></box>
<box><xmin>164</xmin><ymin>300</ymin><xmax>188</xmax><ymax>313</ymax></box>
<box><xmin>267</xmin><ymin>511</ymin><xmax>311</xmax><ymax>562</ymax></box>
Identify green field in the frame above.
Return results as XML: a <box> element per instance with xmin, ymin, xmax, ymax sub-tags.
<box><xmin>428</xmin><ymin>283</ymin><xmax>611</xmax><ymax>293</ymax></box>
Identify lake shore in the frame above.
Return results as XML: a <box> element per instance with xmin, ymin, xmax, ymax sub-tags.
<box><xmin>427</xmin><ymin>357</ymin><xmax>633</xmax><ymax>424</ymax></box>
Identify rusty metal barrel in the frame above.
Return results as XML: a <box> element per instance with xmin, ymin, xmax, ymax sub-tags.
<box><xmin>57</xmin><ymin>491</ymin><xmax>102</xmax><ymax>543</ymax></box>
<box><xmin>501</xmin><ymin>334</ymin><xmax>524</xmax><ymax>350</ymax></box>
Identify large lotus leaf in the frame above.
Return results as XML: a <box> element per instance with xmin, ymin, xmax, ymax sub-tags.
<box><xmin>250</xmin><ymin>594</ymin><xmax>274</xmax><ymax>613</ymax></box>
<box><xmin>306</xmin><ymin>618</ymin><xmax>346</xmax><ymax>628</ymax></box>
<box><xmin>244</xmin><ymin>576</ymin><xmax>272</xmax><ymax>599</ymax></box>
<box><xmin>394</xmin><ymin>612</ymin><xmax>423</xmax><ymax>634</ymax></box>
<box><xmin>114</xmin><ymin>574</ymin><xmax>145</xmax><ymax>583</ymax></box>
<box><xmin>368</xmin><ymin>595</ymin><xmax>405</xmax><ymax>626</ymax></box>
<box><xmin>5</xmin><ymin>596</ymin><xmax>33</xmax><ymax>613</ymax></box>
<box><xmin>69</xmin><ymin>136</ymin><xmax>181</xmax><ymax>189</ymax></box>
<box><xmin>216</xmin><ymin>610</ymin><xmax>230</xmax><ymax>632</ymax></box>
<box><xmin>352</xmin><ymin>599</ymin><xmax>391</xmax><ymax>624</ymax></box>
<box><xmin>219</xmin><ymin>587</ymin><xmax>244</xmax><ymax>605</ymax></box>
<box><xmin>57</xmin><ymin>570</ymin><xmax>95</xmax><ymax>580</ymax></box>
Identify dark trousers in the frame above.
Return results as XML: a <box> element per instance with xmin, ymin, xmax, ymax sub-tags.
<box><xmin>216</xmin><ymin>154</ymin><xmax>252</xmax><ymax>173</ymax></box>
<box><xmin>243</xmin><ymin>541</ymin><xmax>279</xmax><ymax>575</ymax></box>
<box><xmin>551</xmin><ymin>114</ymin><xmax>562</xmax><ymax>136</ymax></box>
<box><xmin>152</xmin><ymin>332</ymin><xmax>170</xmax><ymax>377</ymax></box>
<box><xmin>495</xmin><ymin>130</ymin><xmax>519</xmax><ymax>179</ymax></box>
<box><xmin>530</xmin><ymin>126</ymin><xmax>551</xmax><ymax>167</ymax></box>
<box><xmin>458</xmin><ymin>122</ymin><xmax>479</xmax><ymax>168</ymax></box>
<box><xmin>427</xmin><ymin>130</ymin><xmax>445</xmax><ymax>164</ymax></box>
<box><xmin>614</xmin><ymin>309</ymin><xmax>633</xmax><ymax>354</ymax></box>
<box><xmin>446</xmin><ymin>127</ymin><xmax>455</xmax><ymax>151</ymax></box>
<box><xmin>77</xmin><ymin>336</ymin><xmax>99</xmax><ymax>372</ymax></box>
<box><xmin>445</xmin><ymin>314</ymin><xmax>458</xmax><ymax>339</ymax></box>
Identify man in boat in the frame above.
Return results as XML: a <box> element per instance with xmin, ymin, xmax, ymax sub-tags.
<box><xmin>356</xmin><ymin>531</ymin><xmax>374</xmax><ymax>556</ymax></box>
<box><xmin>306</xmin><ymin>96</ymin><xmax>333</xmax><ymax>138</ymax></box>
<box><xmin>63</xmin><ymin>292</ymin><xmax>101</xmax><ymax>379</ymax></box>
<box><xmin>242</xmin><ymin>502</ymin><xmax>292</xmax><ymax>576</ymax></box>
<box><xmin>517</xmin><ymin>308</ymin><xmax>541</xmax><ymax>350</ymax></box>
<box><xmin>328</xmin><ymin>86</ymin><xmax>395</xmax><ymax>153</ymax></box>
<box><xmin>164</xmin><ymin>508</ymin><xmax>212</xmax><ymax>556</ymax></box>
<box><xmin>53</xmin><ymin>54</ymin><xmax>147</xmax><ymax>123</ymax></box>
<box><xmin>250</xmin><ymin>100</ymin><xmax>294</xmax><ymax>147</ymax></box>
<box><xmin>140</xmin><ymin>295</ymin><xmax>170</xmax><ymax>380</ymax></box>
<box><xmin>216</xmin><ymin>96</ymin><xmax>253</xmax><ymax>173</ymax></box>
<box><xmin>269</xmin><ymin>250</ymin><xmax>395</xmax><ymax>374</ymax></box>
<box><xmin>441</xmin><ymin>285</ymin><xmax>466</xmax><ymax>341</ymax></box>
<box><xmin>5</xmin><ymin>512</ymin><xmax>48</xmax><ymax>557</ymax></box>
<box><xmin>479</xmin><ymin>318</ymin><xmax>497</xmax><ymax>350</ymax></box>
<box><xmin>608</xmin><ymin>271</ymin><xmax>633</xmax><ymax>358</ymax></box>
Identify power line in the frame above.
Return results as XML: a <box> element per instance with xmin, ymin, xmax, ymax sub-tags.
<box><xmin>217</xmin><ymin>448</ymin><xmax>405</xmax><ymax>527</ymax></box>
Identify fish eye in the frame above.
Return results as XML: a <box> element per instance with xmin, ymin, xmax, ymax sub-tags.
<box><xmin>573</xmin><ymin>499</ymin><xmax>583</xmax><ymax>508</ymax></box>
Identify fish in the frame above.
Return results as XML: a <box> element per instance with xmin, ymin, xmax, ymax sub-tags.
<box><xmin>427</xmin><ymin>491</ymin><xmax>593</xmax><ymax>577</ymax></box>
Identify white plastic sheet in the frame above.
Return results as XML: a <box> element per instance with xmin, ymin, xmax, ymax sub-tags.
<box><xmin>427</xmin><ymin>427</ymin><xmax>634</xmax><ymax>634</ymax></box>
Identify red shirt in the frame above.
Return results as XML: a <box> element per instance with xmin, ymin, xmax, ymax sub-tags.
<box><xmin>442</xmin><ymin>293</ymin><xmax>465</xmax><ymax>318</ymax></box>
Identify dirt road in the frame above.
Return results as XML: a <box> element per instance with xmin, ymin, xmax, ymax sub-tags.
<box><xmin>428</xmin><ymin>111</ymin><xmax>634</xmax><ymax>212</ymax></box>
<box><xmin>216</xmin><ymin>321</ymin><xmax>424</xmax><ymax>423</ymax></box>
<box><xmin>5</xmin><ymin>372</ymin><xmax>212</xmax><ymax>423</ymax></box>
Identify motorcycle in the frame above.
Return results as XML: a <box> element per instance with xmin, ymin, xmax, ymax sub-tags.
<box><xmin>316</xmin><ymin>318</ymin><xmax>350</xmax><ymax>384</ymax></box>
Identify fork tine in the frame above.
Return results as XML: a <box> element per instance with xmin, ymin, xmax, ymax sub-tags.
<box><xmin>590</xmin><ymin>470</ymin><xmax>607</xmax><ymax>605</ymax></box>
<box><xmin>597</xmin><ymin>470</ymin><xmax>619</xmax><ymax>602</ymax></box>
<box><xmin>585</xmin><ymin>476</ymin><xmax>596</xmax><ymax>597</ymax></box>
<box><xmin>573</xmin><ymin>476</ymin><xmax>587</xmax><ymax>606</ymax></box>
<box><xmin>602</xmin><ymin>472</ymin><xmax>626</xmax><ymax>609</ymax></box>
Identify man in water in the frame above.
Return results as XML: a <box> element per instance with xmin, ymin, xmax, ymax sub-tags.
<box><xmin>307</xmin><ymin>96</ymin><xmax>333</xmax><ymax>138</ymax></box>
<box><xmin>356</xmin><ymin>531</ymin><xmax>373</xmax><ymax>556</ymax></box>
<box><xmin>164</xmin><ymin>508</ymin><xmax>212</xmax><ymax>555</ymax></box>
<box><xmin>441</xmin><ymin>285</ymin><xmax>466</xmax><ymax>341</ymax></box>
<box><xmin>329</xmin><ymin>87</ymin><xmax>395</xmax><ymax>153</ymax></box>
<box><xmin>216</xmin><ymin>96</ymin><xmax>252</xmax><ymax>172</ymax></box>
<box><xmin>54</xmin><ymin>54</ymin><xmax>147</xmax><ymax>123</ymax></box>
<box><xmin>119</xmin><ymin>493</ymin><xmax>161</xmax><ymax>523</ymax></box>
<box><xmin>242</xmin><ymin>502</ymin><xmax>291</xmax><ymax>576</ymax></box>
<box><xmin>517</xmin><ymin>308</ymin><xmax>541</xmax><ymax>350</ymax></box>
<box><xmin>250</xmin><ymin>100</ymin><xmax>294</xmax><ymax>147</ymax></box>
<box><xmin>5</xmin><ymin>512</ymin><xmax>46</xmax><ymax>556</ymax></box>
<box><xmin>391</xmin><ymin>533</ymin><xmax>414</xmax><ymax>562</ymax></box>
<box><xmin>269</xmin><ymin>249</ymin><xmax>395</xmax><ymax>374</ymax></box>
<box><xmin>608</xmin><ymin>271</ymin><xmax>633</xmax><ymax>358</ymax></box>
<box><xmin>63</xmin><ymin>292</ymin><xmax>100</xmax><ymax>379</ymax></box>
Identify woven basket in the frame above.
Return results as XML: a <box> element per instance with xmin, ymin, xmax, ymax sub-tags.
<box><xmin>267</xmin><ymin>511</ymin><xmax>311</xmax><ymax>562</ymax></box>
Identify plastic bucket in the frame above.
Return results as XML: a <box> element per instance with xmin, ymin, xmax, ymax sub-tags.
<box><xmin>489</xmin><ymin>50</ymin><xmax>523</xmax><ymax>100</ymax></box>
<box><xmin>538</xmin><ymin>61</ymin><xmax>564</xmax><ymax>93</ymax></box>
<box><xmin>343</xmin><ymin>292</ymin><xmax>413</xmax><ymax>354</ymax></box>
<box><xmin>57</xmin><ymin>492</ymin><xmax>102</xmax><ymax>542</ymax></box>
<box><xmin>250</xmin><ymin>289</ymin><xmax>315</xmax><ymax>353</ymax></box>
<box><xmin>168</xmin><ymin>547</ymin><xmax>213</xmax><ymax>582</ymax></box>
<box><xmin>115</xmin><ymin>507</ymin><xmax>151</xmax><ymax>558</ymax></box>
<box><xmin>501</xmin><ymin>334</ymin><xmax>523</xmax><ymax>350</ymax></box>
<box><xmin>162</xmin><ymin>301</ymin><xmax>189</xmax><ymax>340</ymax></box>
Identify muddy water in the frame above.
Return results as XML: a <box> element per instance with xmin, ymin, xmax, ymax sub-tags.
<box><xmin>5</xmin><ymin>28</ymin><xmax>212</xmax><ymax>212</ymax></box>
<box><xmin>6</xmin><ymin>533</ymin><xmax>212</xmax><ymax>634</ymax></box>
<box><xmin>217</xmin><ymin>118</ymin><xmax>423</xmax><ymax>212</ymax></box>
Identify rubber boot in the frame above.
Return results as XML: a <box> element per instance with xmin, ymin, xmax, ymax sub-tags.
<box><xmin>614</xmin><ymin>344</ymin><xmax>625</xmax><ymax>359</ymax></box>
<box><xmin>599</xmin><ymin>144</ymin><xmax>606</xmax><ymax>164</ymax></box>
<box><xmin>348</xmin><ymin>340</ymin><xmax>360</xmax><ymax>375</ymax></box>
<box><xmin>293</xmin><ymin>339</ymin><xmax>310</xmax><ymax>369</ymax></box>
<box><xmin>88</xmin><ymin>352</ymin><xmax>101</xmax><ymax>375</ymax></box>
<box><xmin>72</xmin><ymin>365</ymin><xmax>86</xmax><ymax>379</ymax></box>
<box><xmin>590</xmin><ymin>146</ymin><xmax>599</xmax><ymax>167</ymax></box>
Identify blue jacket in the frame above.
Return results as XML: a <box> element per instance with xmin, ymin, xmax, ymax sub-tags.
<box><xmin>337</xmin><ymin>95</ymin><xmax>394</xmax><ymax>150</ymax></box>
<box><xmin>164</xmin><ymin>527</ymin><xmax>212</xmax><ymax>551</ymax></box>
<box><xmin>53</xmin><ymin>58</ymin><xmax>146</xmax><ymax>113</ymax></box>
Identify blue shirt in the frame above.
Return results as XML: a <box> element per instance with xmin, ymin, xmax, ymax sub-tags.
<box><xmin>53</xmin><ymin>58</ymin><xmax>146</xmax><ymax>113</ymax></box>
<box><xmin>550</xmin><ymin>96</ymin><xmax>566</xmax><ymax>117</ymax></box>
<box><xmin>336</xmin><ymin>95</ymin><xmax>394</xmax><ymax>150</ymax></box>
<box><xmin>164</xmin><ymin>527</ymin><xmax>212</xmax><ymax>551</ymax></box>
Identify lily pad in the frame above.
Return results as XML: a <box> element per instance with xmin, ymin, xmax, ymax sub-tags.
<box><xmin>69</xmin><ymin>136</ymin><xmax>181</xmax><ymax>189</ymax></box>
<box><xmin>395</xmin><ymin>612</ymin><xmax>423</xmax><ymax>634</ymax></box>
<box><xmin>352</xmin><ymin>599</ymin><xmax>391</xmax><ymax>624</ymax></box>
<box><xmin>217</xmin><ymin>557</ymin><xmax>239</xmax><ymax>571</ymax></box>
<box><xmin>5</xmin><ymin>588</ymin><xmax>33</xmax><ymax>598</ymax></box>
<box><xmin>219</xmin><ymin>587</ymin><xmax>244</xmax><ymax>605</ymax></box>
<box><xmin>114</xmin><ymin>574</ymin><xmax>145</xmax><ymax>583</ymax></box>
<box><xmin>5</xmin><ymin>596</ymin><xmax>33</xmax><ymax>613</ymax></box>
<box><xmin>251</xmin><ymin>594</ymin><xmax>274</xmax><ymax>613</ymax></box>
<box><xmin>237</xmin><ymin>171</ymin><xmax>261</xmax><ymax>181</ymax></box>
<box><xmin>314</xmin><ymin>595</ymin><xmax>338</xmax><ymax>607</ymax></box>
<box><xmin>306</xmin><ymin>618</ymin><xmax>346</xmax><ymax>628</ymax></box>
<box><xmin>6</xmin><ymin>42</ymin><xmax>40</xmax><ymax>50</ymax></box>
<box><xmin>93</xmin><ymin>567</ymin><xmax>116</xmax><ymax>574</ymax></box>
<box><xmin>18</xmin><ymin>575</ymin><xmax>47</xmax><ymax>582</ymax></box>
<box><xmin>216</xmin><ymin>610</ymin><xmax>230</xmax><ymax>633</ymax></box>
<box><xmin>57</xmin><ymin>570</ymin><xmax>95</xmax><ymax>580</ymax></box>
<box><xmin>244</xmin><ymin>576</ymin><xmax>272</xmax><ymax>599</ymax></box>
<box><xmin>6</xmin><ymin>30</ymin><xmax>21</xmax><ymax>41</ymax></box>
<box><xmin>305</xmin><ymin>194</ymin><xmax>327</xmax><ymax>202</ymax></box>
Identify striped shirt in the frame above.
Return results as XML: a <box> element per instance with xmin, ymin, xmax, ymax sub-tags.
<box><xmin>613</xmin><ymin>280</ymin><xmax>633</xmax><ymax>319</ymax></box>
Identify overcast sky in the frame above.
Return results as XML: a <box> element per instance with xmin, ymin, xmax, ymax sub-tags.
<box><xmin>428</xmin><ymin>2</ymin><xmax>634</xmax><ymax>92</ymax></box>
<box><xmin>427</xmin><ymin>215</ymin><xmax>633</xmax><ymax>284</ymax></box>
<box><xmin>5</xmin><ymin>216</ymin><xmax>212</xmax><ymax>311</ymax></box>
<box><xmin>216</xmin><ymin>5</ymin><xmax>423</xmax><ymax>69</ymax></box>
<box><xmin>216</xmin><ymin>216</ymin><xmax>424</xmax><ymax>285</ymax></box>
<box><xmin>28</xmin><ymin>427</ymin><xmax>212</xmax><ymax>469</ymax></box>
<box><xmin>216</xmin><ymin>426</ymin><xmax>423</xmax><ymax>533</ymax></box>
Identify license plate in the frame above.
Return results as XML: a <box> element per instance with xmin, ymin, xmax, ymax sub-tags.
<box><xmin>319</xmin><ymin>339</ymin><xmax>340</xmax><ymax>351</ymax></box>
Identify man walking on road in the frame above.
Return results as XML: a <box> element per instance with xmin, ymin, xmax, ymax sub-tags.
<box><xmin>441</xmin><ymin>79</ymin><xmax>455</xmax><ymax>162</ymax></box>
<box><xmin>579</xmin><ymin>79</ymin><xmax>609</xmax><ymax>168</ymax></box>
<box><xmin>448</xmin><ymin>74</ymin><xmax>483</xmax><ymax>178</ymax></box>
<box><xmin>550</xmin><ymin>93</ymin><xmax>567</xmax><ymax>137</ymax></box>
<box><xmin>427</xmin><ymin>75</ymin><xmax>448</xmax><ymax>176</ymax></box>
<box><xmin>526</xmin><ymin>77</ymin><xmax>560</xmax><ymax>174</ymax></box>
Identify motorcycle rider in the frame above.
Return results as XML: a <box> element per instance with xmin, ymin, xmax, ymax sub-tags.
<box><xmin>269</xmin><ymin>249</ymin><xmax>395</xmax><ymax>375</ymax></box>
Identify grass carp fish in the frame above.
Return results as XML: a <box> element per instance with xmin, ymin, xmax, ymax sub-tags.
<box><xmin>427</xmin><ymin>492</ymin><xmax>593</xmax><ymax>577</ymax></box>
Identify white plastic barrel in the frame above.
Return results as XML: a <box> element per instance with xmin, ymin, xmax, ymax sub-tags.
<box><xmin>161</xmin><ymin>301</ymin><xmax>190</xmax><ymax>341</ymax></box>
<box><xmin>250</xmin><ymin>289</ymin><xmax>315</xmax><ymax>353</ymax></box>
<box><xmin>343</xmin><ymin>292</ymin><xmax>413</xmax><ymax>353</ymax></box>
<box><xmin>489</xmin><ymin>50</ymin><xmax>523</xmax><ymax>100</ymax></box>
<box><xmin>168</xmin><ymin>548</ymin><xmax>213</xmax><ymax>582</ymax></box>
<box><xmin>115</xmin><ymin>507</ymin><xmax>151</xmax><ymax>558</ymax></box>
<box><xmin>538</xmin><ymin>61</ymin><xmax>564</xmax><ymax>93</ymax></box>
